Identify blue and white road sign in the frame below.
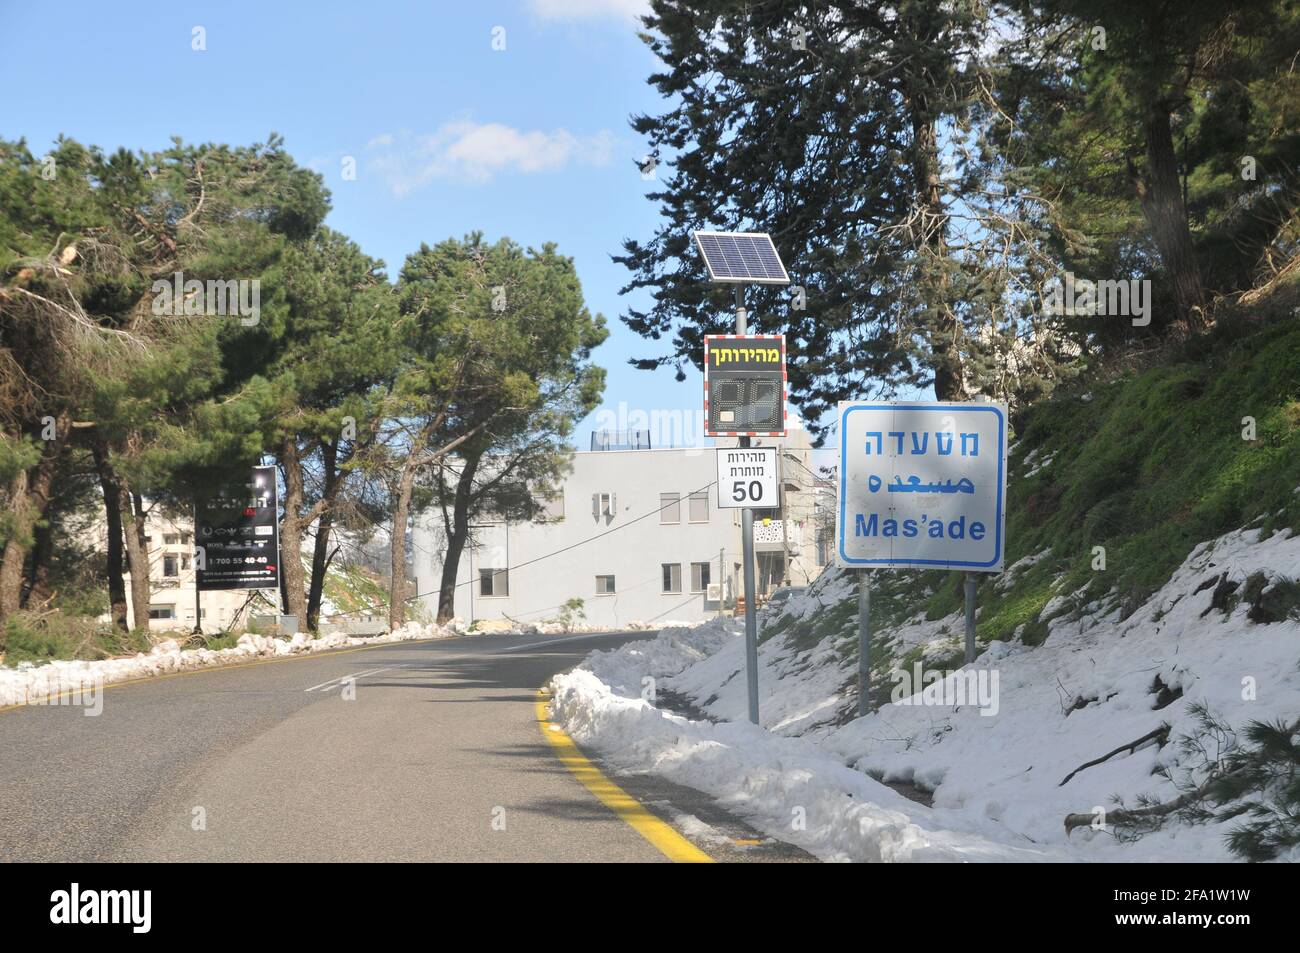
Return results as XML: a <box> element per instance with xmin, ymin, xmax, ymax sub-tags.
<box><xmin>837</xmin><ymin>402</ymin><xmax>1008</xmax><ymax>571</ymax></box>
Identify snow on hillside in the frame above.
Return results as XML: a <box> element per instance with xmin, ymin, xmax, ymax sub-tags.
<box><xmin>548</xmin><ymin>521</ymin><xmax>1300</xmax><ymax>862</ymax></box>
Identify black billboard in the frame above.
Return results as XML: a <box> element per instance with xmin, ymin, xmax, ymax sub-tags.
<box><xmin>195</xmin><ymin>464</ymin><xmax>281</xmax><ymax>591</ymax></box>
<box><xmin>703</xmin><ymin>333</ymin><xmax>787</xmax><ymax>437</ymax></box>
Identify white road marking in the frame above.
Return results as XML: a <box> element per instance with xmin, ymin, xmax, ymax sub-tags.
<box><xmin>498</xmin><ymin>632</ymin><xmax>643</xmax><ymax>654</ymax></box>
<box><xmin>304</xmin><ymin>668</ymin><xmax>390</xmax><ymax>693</ymax></box>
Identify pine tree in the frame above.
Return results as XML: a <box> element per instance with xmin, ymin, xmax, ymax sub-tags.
<box><xmin>618</xmin><ymin>0</ymin><xmax>996</xmax><ymax>437</ymax></box>
<box><xmin>388</xmin><ymin>234</ymin><xmax>606</xmax><ymax>628</ymax></box>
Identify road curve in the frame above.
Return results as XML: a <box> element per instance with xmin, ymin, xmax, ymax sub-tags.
<box><xmin>0</xmin><ymin>630</ymin><xmax>810</xmax><ymax>863</ymax></box>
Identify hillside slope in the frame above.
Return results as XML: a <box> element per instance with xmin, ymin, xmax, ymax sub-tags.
<box><xmin>552</xmin><ymin>291</ymin><xmax>1300</xmax><ymax>861</ymax></box>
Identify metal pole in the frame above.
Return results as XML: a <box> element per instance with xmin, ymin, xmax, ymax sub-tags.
<box><xmin>741</xmin><ymin>483</ymin><xmax>759</xmax><ymax>725</ymax></box>
<box><xmin>858</xmin><ymin>569</ymin><xmax>871</xmax><ymax>717</ymax></box>
<box><xmin>964</xmin><ymin>572</ymin><xmax>977</xmax><ymax>664</ymax></box>
<box><xmin>192</xmin><ymin>506</ymin><xmax>203</xmax><ymax>636</ymax></box>
<box><xmin>734</xmin><ymin>282</ymin><xmax>759</xmax><ymax>724</ymax></box>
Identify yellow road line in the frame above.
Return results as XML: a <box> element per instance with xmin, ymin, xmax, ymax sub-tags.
<box><xmin>534</xmin><ymin>690</ymin><xmax>713</xmax><ymax>864</ymax></box>
<box><xmin>0</xmin><ymin>637</ymin><xmax>450</xmax><ymax>715</ymax></box>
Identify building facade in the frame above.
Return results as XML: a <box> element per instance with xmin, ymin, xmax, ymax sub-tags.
<box><xmin>412</xmin><ymin>424</ymin><xmax>830</xmax><ymax>629</ymax></box>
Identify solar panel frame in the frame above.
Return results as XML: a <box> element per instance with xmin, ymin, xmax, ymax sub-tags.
<box><xmin>693</xmin><ymin>231</ymin><xmax>791</xmax><ymax>285</ymax></box>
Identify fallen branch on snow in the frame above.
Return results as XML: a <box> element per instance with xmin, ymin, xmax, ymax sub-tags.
<box><xmin>1058</xmin><ymin>724</ymin><xmax>1170</xmax><ymax>787</ymax></box>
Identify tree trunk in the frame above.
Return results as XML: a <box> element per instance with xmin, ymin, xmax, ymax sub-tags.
<box><xmin>25</xmin><ymin>509</ymin><xmax>55</xmax><ymax>609</ymax></box>
<box><xmin>1133</xmin><ymin>105</ymin><xmax>1204</xmax><ymax>333</ymax></box>
<box><xmin>388</xmin><ymin>461</ymin><xmax>418</xmax><ymax>631</ymax></box>
<box><xmin>122</xmin><ymin>491</ymin><xmax>151</xmax><ymax>631</ymax></box>
<box><xmin>437</xmin><ymin>452</ymin><xmax>482</xmax><ymax>624</ymax></box>
<box><xmin>306</xmin><ymin>439</ymin><xmax>339</xmax><ymax>633</ymax></box>
<box><xmin>0</xmin><ymin>418</ymin><xmax>68</xmax><ymax>620</ymax></box>
<box><xmin>910</xmin><ymin>99</ymin><xmax>963</xmax><ymax>400</ymax></box>
<box><xmin>278</xmin><ymin>436</ymin><xmax>308</xmax><ymax>627</ymax></box>
<box><xmin>91</xmin><ymin>441</ymin><xmax>129</xmax><ymax>631</ymax></box>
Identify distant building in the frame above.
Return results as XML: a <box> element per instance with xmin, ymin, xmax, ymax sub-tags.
<box><xmin>412</xmin><ymin>422</ymin><xmax>831</xmax><ymax>629</ymax></box>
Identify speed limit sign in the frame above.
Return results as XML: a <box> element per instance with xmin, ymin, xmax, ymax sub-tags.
<box><xmin>715</xmin><ymin>447</ymin><xmax>779</xmax><ymax>509</ymax></box>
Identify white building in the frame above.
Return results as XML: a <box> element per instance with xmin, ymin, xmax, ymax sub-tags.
<box><xmin>412</xmin><ymin>424</ymin><xmax>830</xmax><ymax>629</ymax></box>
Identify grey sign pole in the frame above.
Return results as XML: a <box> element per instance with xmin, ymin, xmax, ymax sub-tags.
<box><xmin>964</xmin><ymin>571</ymin><xmax>977</xmax><ymax>664</ymax></box>
<box><xmin>741</xmin><ymin>502</ymin><xmax>760</xmax><ymax>724</ymax></box>
<box><xmin>735</xmin><ymin>284</ymin><xmax>760</xmax><ymax>725</ymax></box>
<box><xmin>858</xmin><ymin>569</ymin><xmax>871</xmax><ymax>717</ymax></box>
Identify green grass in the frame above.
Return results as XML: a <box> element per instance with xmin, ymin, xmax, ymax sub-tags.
<box><xmin>1004</xmin><ymin>292</ymin><xmax>1300</xmax><ymax>622</ymax></box>
<box><xmin>1</xmin><ymin>613</ymin><xmax>153</xmax><ymax>665</ymax></box>
<box><xmin>200</xmin><ymin>632</ymin><xmax>241</xmax><ymax>651</ymax></box>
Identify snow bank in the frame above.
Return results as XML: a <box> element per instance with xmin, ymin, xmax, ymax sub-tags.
<box><xmin>548</xmin><ymin>523</ymin><xmax>1300</xmax><ymax>862</ymax></box>
<box><xmin>0</xmin><ymin>620</ymin><xmax>452</xmax><ymax>708</ymax></box>
<box><xmin>548</xmin><ymin>621</ymin><xmax>1059</xmax><ymax>862</ymax></box>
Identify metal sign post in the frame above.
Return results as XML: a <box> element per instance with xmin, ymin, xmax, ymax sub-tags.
<box><xmin>964</xmin><ymin>572</ymin><xmax>978</xmax><ymax>664</ymax></box>
<box><xmin>740</xmin><ymin>497</ymin><xmax>760</xmax><ymax>724</ymax></box>
<box><xmin>738</xmin><ymin>287</ymin><xmax>760</xmax><ymax>724</ymax></box>
<box><xmin>694</xmin><ymin>231</ymin><xmax>791</xmax><ymax>727</ymax></box>
<box><xmin>858</xmin><ymin>569</ymin><xmax>871</xmax><ymax>717</ymax></box>
<box><xmin>714</xmin><ymin>441</ymin><xmax>780</xmax><ymax>723</ymax></box>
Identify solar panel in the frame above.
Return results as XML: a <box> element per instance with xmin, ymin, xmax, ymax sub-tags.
<box><xmin>693</xmin><ymin>231</ymin><xmax>790</xmax><ymax>284</ymax></box>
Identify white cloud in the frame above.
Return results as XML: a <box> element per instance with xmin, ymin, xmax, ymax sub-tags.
<box><xmin>527</xmin><ymin>0</ymin><xmax>648</xmax><ymax>20</ymax></box>
<box><xmin>367</xmin><ymin>123</ymin><xmax>616</xmax><ymax>195</ymax></box>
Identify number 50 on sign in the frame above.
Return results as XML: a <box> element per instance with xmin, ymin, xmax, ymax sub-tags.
<box><xmin>716</xmin><ymin>447</ymin><xmax>779</xmax><ymax>508</ymax></box>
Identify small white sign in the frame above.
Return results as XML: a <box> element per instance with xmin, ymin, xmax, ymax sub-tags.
<box><xmin>716</xmin><ymin>447</ymin><xmax>779</xmax><ymax>509</ymax></box>
<box><xmin>837</xmin><ymin>402</ymin><xmax>1008</xmax><ymax>571</ymax></box>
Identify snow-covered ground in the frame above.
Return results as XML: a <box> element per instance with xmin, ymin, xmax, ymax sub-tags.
<box><xmin>547</xmin><ymin>523</ymin><xmax>1300</xmax><ymax>862</ymax></box>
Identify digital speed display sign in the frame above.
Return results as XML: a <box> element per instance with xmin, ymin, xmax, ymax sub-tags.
<box><xmin>703</xmin><ymin>334</ymin><xmax>787</xmax><ymax>438</ymax></box>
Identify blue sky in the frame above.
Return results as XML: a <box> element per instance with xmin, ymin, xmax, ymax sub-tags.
<box><xmin>0</xmin><ymin>0</ymin><xmax>745</xmax><ymax>450</ymax></box>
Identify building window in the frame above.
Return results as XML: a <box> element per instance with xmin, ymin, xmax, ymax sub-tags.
<box><xmin>691</xmin><ymin>562</ymin><xmax>711</xmax><ymax>593</ymax></box>
<box><xmin>592</xmin><ymin>492</ymin><xmax>615</xmax><ymax>520</ymax></box>
<box><xmin>163</xmin><ymin>533</ymin><xmax>180</xmax><ymax>545</ymax></box>
<box><xmin>659</xmin><ymin>492</ymin><xmax>681</xmax><ymax>524</ymax></box>
<box><xmin>596</xmin><ymin>575</ymin><xmax>616</xmax><ymax>595</ymax></box>
<box><xmin>181</xmin><ymin>554</ymin><xmax>191</xmax><ymax>571</ymax></box>
<box><xmin>163</xmin><ymin>555</ymin><xmax>178</xmax><ymax>577</ymax></box>
<box><xmin>148</xmin><ymin>605</ymin><xmax>175</xmax><ymax>620</ymax></box>
<box><xmin>479</xmin><ymin>568</ymin><xmax>509</xmax><ymax>597</ymax></box>
<box><xmin>816</xmin><ymin>529</ymin><xmax>832</xmax><ymax>567</ymax></box>
<box><xmin>688</xmin><ymin>490</ymin><xmax>710</xmax><ymax>523</ymax></box>
<box><xmin>661</xmin><ymin>563</ymin><xmax>682</xmax><ymax>593</ymax></box>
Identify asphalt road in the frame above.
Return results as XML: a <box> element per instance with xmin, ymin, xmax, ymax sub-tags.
<box><xmin>0</xmin><ymin>630</ymin><xmax>811</xmax><ymax>863</ymax></box>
